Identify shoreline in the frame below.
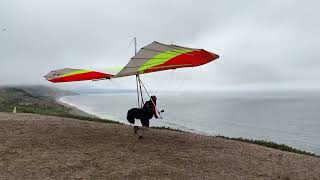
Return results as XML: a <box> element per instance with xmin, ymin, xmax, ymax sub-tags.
<box><xmin>56</xmin><ymin>96</ymin><xmax>100</xmax><ymax>119</ymax></box>
<box><xmin>57</xmin><ymin>95</ymin><xmax>206</xmax><ymax>133</ymax></box>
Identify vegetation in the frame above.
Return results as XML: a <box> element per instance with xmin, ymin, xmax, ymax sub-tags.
<box><xmin>151</xmin><ymin>126</ymin><xmax>190</xmax><ymax>133</ymax></box>
<box><xmin>216</xmin><ymin>135</ymin><xmax>319</xmax><ymax>157</ymax></box>
<box><xmin>152</xmin><ymin>126</ymin><xmax>319</xmax><ymax>157</ymax></box>
<box><xmin>0</xmin><ymin>86</ymin><xmax>118</xmax><ymax>124</ymax></box>
<box><xmin>49</xmin><ymin>114</ymin><xmax>120</xmax><ymax>124</ymax></box>
<box><xmin>0</xmin><ymin>87</ymin><xmax>71</xmax><ymax>115</ymax></box>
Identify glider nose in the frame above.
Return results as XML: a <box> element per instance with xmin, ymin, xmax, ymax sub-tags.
<box><xmin>211</xmin><ymin>52</ymin><xmax>219</xmax><ymax>60</ymax></box>
<box><xmin>205</xmin><ymin>51</ymin><xmax>219</xmax><ymax>64</ymax></box>
<box><xmin>196</xmin><ymin>50</ymin><xmax>219</xmax><ymax>66</ymax></box>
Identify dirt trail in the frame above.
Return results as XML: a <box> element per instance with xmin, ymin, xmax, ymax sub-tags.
<box><xmin>0</xmin><ymin>112</ymin><xmax>319</xmax><ymax>180</ymax></box>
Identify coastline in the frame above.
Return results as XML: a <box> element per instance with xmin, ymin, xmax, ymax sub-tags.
<box><xmin>56</xmin><ymin>96</ymin><xmax>100</xmax><ymax>119</ymax></box>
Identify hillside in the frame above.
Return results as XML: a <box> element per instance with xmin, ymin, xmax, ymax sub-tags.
<box><xmin>0</xmin><ymin>85</ymin><xmax>77</xmax><ymax>98</ymax></box>
<box><xmin>0</xmin><ymin>85</ymin><xmax>85</xmax><ymax>117</ymax></box>
<box><xmin>0</xmin><ymin>112</ymin><xmax>319</xmax><ymax>180</ymax></box>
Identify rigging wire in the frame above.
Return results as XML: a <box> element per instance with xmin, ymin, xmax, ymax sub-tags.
<box><xmin>136</xmin><ymin>75</ymin><xmax>140</xmax><ymax>108</ymax></box>
<box><xmin>138</xmin><ymin>76</ymin><xmax>163</xmax><ymax>119</ymax></box>
<box><xmin>138</xmin><ymin>76</ymin><xmax>144</xmax><ymax>108</ymax></box>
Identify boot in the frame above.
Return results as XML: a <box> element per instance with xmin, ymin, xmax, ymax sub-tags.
<box><xmin>134</xmin><ymin>126</ymin><xmax>138</xmax><ymax>134</ymax></box>
<box><xmin>138</xmin><ymin>127</ymin><xmax>144</xmax><ymax>139</ymax></box>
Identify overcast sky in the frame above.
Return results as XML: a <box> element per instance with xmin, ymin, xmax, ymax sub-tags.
<box><xmin>1</xmin><ymin>0</ymin><xmax>319</xmax><ymax>91</ymax></box>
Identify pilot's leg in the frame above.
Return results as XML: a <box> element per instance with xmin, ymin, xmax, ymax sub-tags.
<box><xmin>139</xmin><ymin>118</ymin><xmax>150</xmax><ymax>139</ymax></box>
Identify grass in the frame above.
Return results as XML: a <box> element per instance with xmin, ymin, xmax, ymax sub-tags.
<box><xmin>151</xmin><ymin>126</ymin><xmax>319</xmax><ymax>157</ymax></box>
<box><xmin>0</xmin><ymin>87</ymin><xmax>120</xmax><ymax>125</ymax></box>
<box><xmin>151</xmin><ymin>126</ymin><xmax>190</xmax><ymax>133</ymax></box>
<box><xmin>216</xmin><ymin>135</ymin><xmax>319</xmax><ymax>157</ymax></box>
<box><xmin>49</xmin><ymin>114</ymin><xmax>121</xmax><ymax>124</ymax></box>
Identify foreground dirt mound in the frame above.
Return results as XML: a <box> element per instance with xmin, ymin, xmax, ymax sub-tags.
<box><xmin>0</xmin><ymin>112</ymin><xmax>319</xmax><ymax>180</ymax></box>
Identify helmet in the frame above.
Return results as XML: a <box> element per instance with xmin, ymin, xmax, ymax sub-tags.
<box><xmin>151</xmin><ymin>95</ymin><xmax>157</xmax><ymax>100</ymax></box>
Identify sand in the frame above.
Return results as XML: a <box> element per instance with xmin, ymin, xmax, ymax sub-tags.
<box><xmin>0</xmin><ymin>112</ymin><xmax>319</xmax><ymax>180</ymax></box>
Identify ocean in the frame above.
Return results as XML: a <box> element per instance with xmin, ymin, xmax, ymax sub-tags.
<box><xmin>60</xmin><ymin>90</ymin><xmax>320</xmax><ymax>154</ymax></box>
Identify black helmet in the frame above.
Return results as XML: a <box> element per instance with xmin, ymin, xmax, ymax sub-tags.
<box><xmin>151</xmin><ymin>95</ymin><xmax>157</xmax><ymax>100</ymax></box>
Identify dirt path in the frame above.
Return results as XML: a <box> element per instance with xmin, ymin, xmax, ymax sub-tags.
<box><xmin>0</xmin><ymin>112</ymin><xmax>319</xmax><ymax>180</ymax></box>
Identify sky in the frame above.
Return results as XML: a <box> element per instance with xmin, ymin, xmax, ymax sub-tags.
<box><xmin>1</xmin><ymin>0</ymin><xmax>320</xmax><ymax>91</ymax></box>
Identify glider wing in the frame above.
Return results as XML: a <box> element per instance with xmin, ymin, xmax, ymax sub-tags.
<box><xmin>44</xmin><ymin>41</ymin><xmax>219</xmax><ymax>83</ymax></box>
<box><xmin>44</xmin><ymin>68</ymin><xmax>113</xmax><ymax>83</ymax></box>
<box><xmin>113</xmin><ymin>41</ymin><xmax>219</xmax><ymax>78</ymax></box>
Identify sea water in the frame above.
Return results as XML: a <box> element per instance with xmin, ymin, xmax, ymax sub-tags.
<box><xmin>60</xmin><ymin>90</ymin><xmax>320</xmax><ymax>154</ymax></box>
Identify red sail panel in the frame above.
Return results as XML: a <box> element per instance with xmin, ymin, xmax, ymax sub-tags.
<box><xmin>49</xmin><ymin>71</ymin><xmax>113</xmax><ymax>83</ymax></box>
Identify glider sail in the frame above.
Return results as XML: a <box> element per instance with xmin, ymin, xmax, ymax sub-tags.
<box><xmin>44</xmin><ymin>68</ymin><xmax>113</xmax><ymax>83</ymax></box>
<box><xmin>44</xmin><ymin>41</ymin><xmax>219</xmax><ymax>83</ymax></box>
<box><xmin>114</xmin><ymin>41</ymin><xmax>219</xmax><ymax>78</ymax></box>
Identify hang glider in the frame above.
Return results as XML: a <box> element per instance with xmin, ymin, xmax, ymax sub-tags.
<box><xmin>44</xmin><ymin>41</ymin><xmax>219</xmax><ymax>83</ymax></box>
